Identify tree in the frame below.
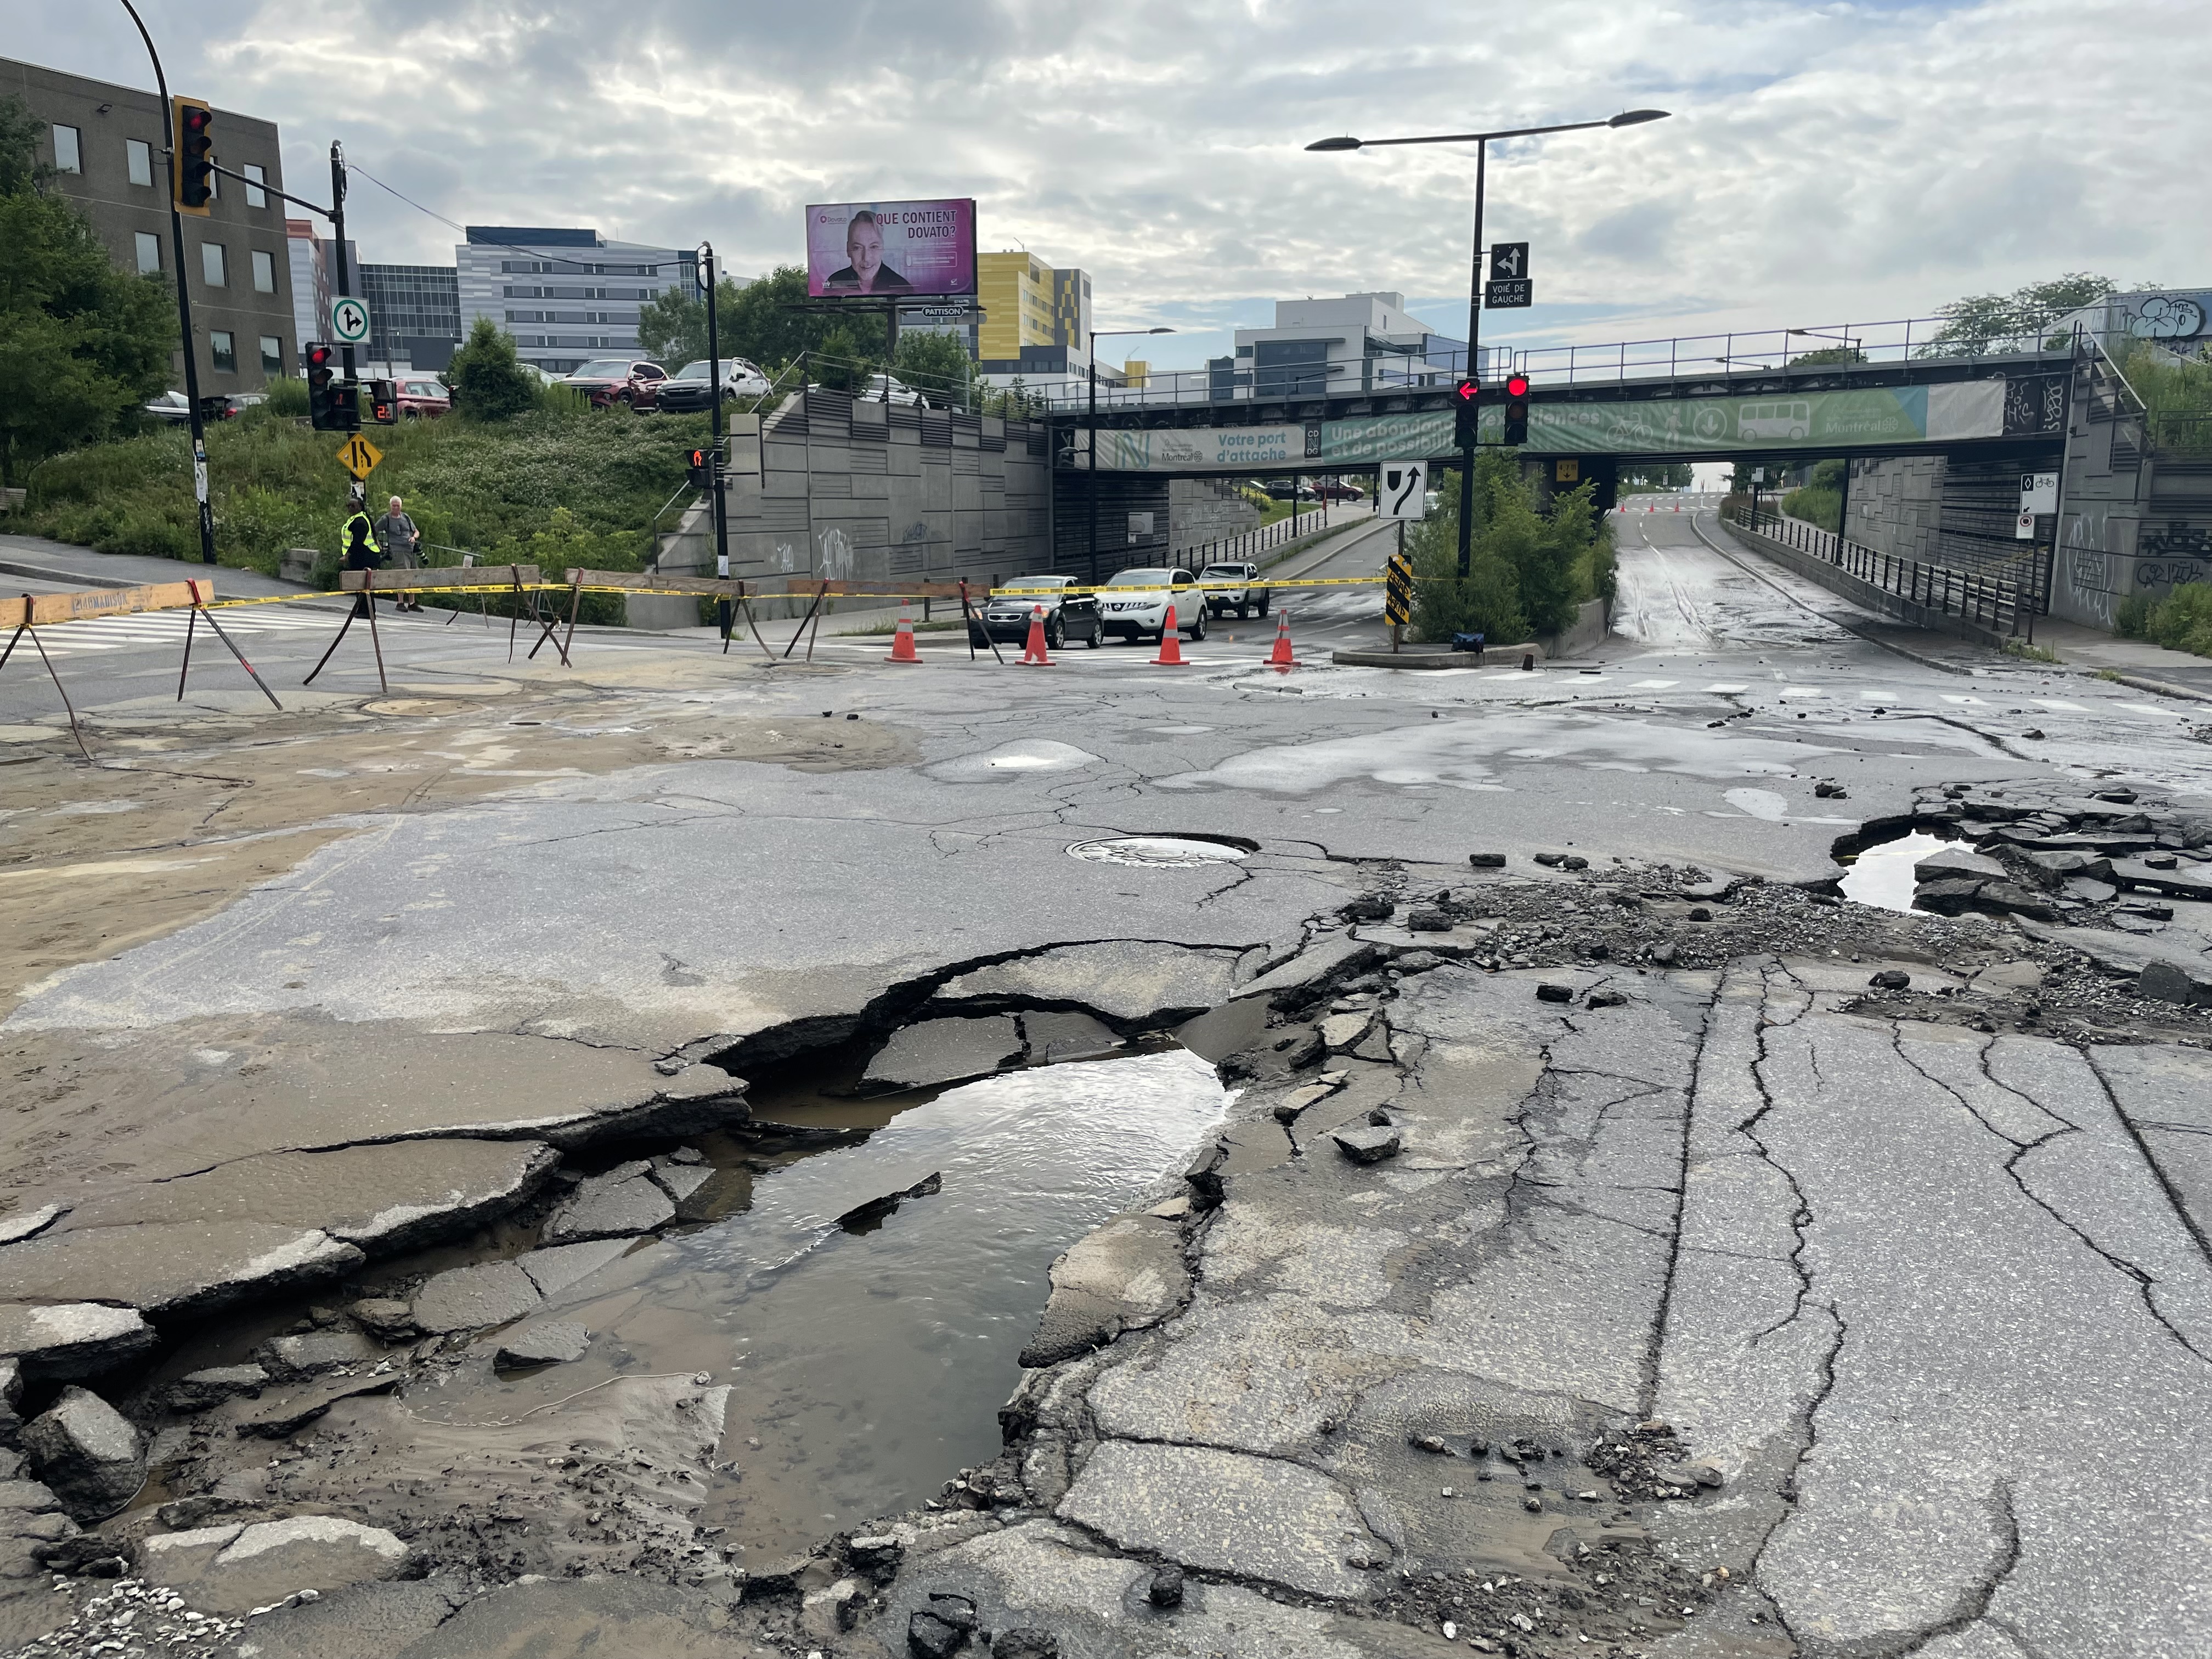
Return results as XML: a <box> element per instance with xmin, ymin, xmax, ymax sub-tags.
<box><xmin>891</xmin><ymin>329</ymin><xmax>976</xmax><ymax>408</ymax></box>
<box><xmin>444</xmin><ymin>317</ymin><xmax>538</xmax><ymax>421</ymax></box>
<box><xmin>1407</xmin><ymin>451</ymin><xmax>1614</xmax><ymax>643</ymax></box>
<box><xmin>636</xmin><ymin>275</ymin><xmax>749</xmax><ymax>369</ymax></box>
<box><xmin>1918</xmin><ymin>272</ymin><xmax>2118</xmax><ymax>357</ymax></box>
<box><xmin>1619</xmin><ymin>461</ymin><xmax>1691</xmax><ymax>494</ymax></box>
<box><xmin>0</xmin><ymin>96</ymin><xmax>175</xmax><ymax>483</ymax></box>
<box><xmin>1786</xmin><ymin>345</ymin><xmax>1866</xmax><ymax>368</ymax></box>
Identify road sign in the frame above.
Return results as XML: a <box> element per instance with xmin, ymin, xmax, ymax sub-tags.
<box><xmin>1484</xmin><ymin>279</ymin><xmax>1533</xmax><ymax>309</ymax></box>
<box><xmin>1555</xmin><ymin>459</ymin><xmax>1580</xmax><ymax>484</ymax></box>
<box><xmin>1384</xmin><ymin>552</ymin><xmax>1414</xmax><ymax>626</ymax></box>
<box><xmin>335</xmin><ymin>433</ymin><xmax>383</xmax><ymax>479</ymax></box>
<box><xmin>328</xmin><ymin>295</ymin><xmax>371</xmax><ymax>345</ymax></box>
<box><xmin>1489</xmin><ymin>242</ymin><xmax>1528</xmax><ymax>280</ymax></box>
<box><xmin>1127</xmin><ymin>511</ymin><xmax>1154</xmax><ymax>544</ymax></box>
<box><xmin>1379</xmin><ymin>461</ymin><xmax>1429</xmax><ymax>520</ymax></box>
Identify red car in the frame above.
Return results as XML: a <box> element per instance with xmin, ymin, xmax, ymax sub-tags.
<box><xmin>1314</xmin><ymin>477</ymin><xmax>1365</xmax><ymax>501</ymax></box>
<box><xmin>561</xmin><ymin>357</ymin><xmax>668</xmax><ymax>410</ymax></box>
<box><xmin>394</xmin><ymin>376</ymin><xmax>451</xmax><ymax>418</ymax></box>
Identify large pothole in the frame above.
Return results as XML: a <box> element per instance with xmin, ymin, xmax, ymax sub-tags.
<box><xmin>125</xmin><ymin>1004</ymin><xmax>1233</xmax><ymax>1572</ymax></box>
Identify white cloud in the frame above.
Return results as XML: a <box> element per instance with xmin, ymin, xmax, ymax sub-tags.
<box><xmin>18</xmin><ymin>0</ymin><xmax>2208</xmax><ymax>368</ymax></box>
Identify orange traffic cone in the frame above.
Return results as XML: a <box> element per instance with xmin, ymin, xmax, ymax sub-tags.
<box><xmin>885</xmin><ymin>600</ymin><xmax>923</xmax><ymax>664</ymax></box>
<box><xmin>1266</xmin><ymin>609</ymin><xmax>1302</xmax><ymax>672</ymax></box>
<box><xmin>1151</xmin><ymin>606</ymin><xmax>1188</xmax><ymax>666</ymax></box>
<box><xmin>1019</xmin><ymin>605</ymin><xmax>1054</xmax><ymax>666</ymax></box>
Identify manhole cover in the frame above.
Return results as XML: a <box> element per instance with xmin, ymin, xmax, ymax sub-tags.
<box><xmin>1068</xmin><ymin>836</ymin><xmax>1253</xmax><ymax>868</ymax></box>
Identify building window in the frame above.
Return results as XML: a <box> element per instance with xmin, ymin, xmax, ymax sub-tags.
<box><xmin>211</xmin><ymin>331</ymin><xmax>236</xmax><ymax>373</ymax></box>
<box><xmin>127</xmin><ymin>138</ymin><xmax>153</xmax><ymax>187</ymax></box>
<box><xmin>134</xmin><ymin>231</ymin><xmax>161</xmax><ymax>274</ymax></box>
<box><xmin>252</xmin><ymin>249</ymin><xmax>277</xmax><ymax>294</ymax></box>
<box><xmin>242</xmin><ymin>162</ymin><xmax>267</xmax><ymax>208</ymax></box>
<box><xmin>52</xmin><ymin>125</ymin><xmax>81</xmax><ymax>174</ymax></box>
<box><xmin>260</xmin><ymin>335</ymin><xmax>283</xmax><ymax>373</ymax></box>
<box><xmin>201</xmin><ymin>243</ymin><xmax>227</xmax><ymax>286</ymax></box>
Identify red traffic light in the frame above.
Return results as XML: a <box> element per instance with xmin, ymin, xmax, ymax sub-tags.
<box><xmin>1454</xmin><ymin>379</ymin><xmax>1479</xmax><ymax>403</ymax></box>
<box><xmin>1505</xmin><ymin>373</ymin><xmax>1530</xmax><ymax>397</ymax></box>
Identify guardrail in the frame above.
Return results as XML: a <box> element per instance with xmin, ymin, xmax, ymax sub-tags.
<box><xmin>1179</xmin><ymin>503</ymin><xmax>1338</xmax><ymax>570</ymax></box>
<box><xmin>1723</xmin><ymin>499</ymin><xmax>2046</xmax><ymax>638</ymax></box>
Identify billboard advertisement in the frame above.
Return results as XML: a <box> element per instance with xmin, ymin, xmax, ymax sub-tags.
<box><xmin>805</xmin><ymin>199</ymin><xmax>977</xmax><ymax>300</ymax></box>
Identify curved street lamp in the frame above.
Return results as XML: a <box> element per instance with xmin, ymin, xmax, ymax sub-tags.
<box><xmin>1307</xmin><ymin>110</ymin><xmax>1671</xmax><ymax>575</ymax></box>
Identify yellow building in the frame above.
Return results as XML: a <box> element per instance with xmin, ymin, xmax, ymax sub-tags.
<box><xmin>977</xmin><ymin>251</ymin><xmax>1092</xmax><ymax>376</ymax></box>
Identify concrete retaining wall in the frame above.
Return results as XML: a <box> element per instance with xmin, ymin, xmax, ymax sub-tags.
<box><xmin>1719</xmin><ymin>520</ymin><xmax>2016</xmax><ymax>652</ymax></box>
<box><xmin>1543</xmin><ymin>596</ymin><xmax>1611</xmax><ymax>659</ymax></box>
<box><xmin>633</xmin><ymin>391</ymin><xmax>1055</xmax><ymax>626</ymax></box>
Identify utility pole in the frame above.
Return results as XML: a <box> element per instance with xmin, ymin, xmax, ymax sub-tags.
<box><xmin>700</xmin><ymin>241</ymin><xmax>732</xmax><ymax>639</ymax></box>
<box><xmin>119</xmin><ymin>0</ymin><xmax>214</xmax><ymax>565</ymax></box>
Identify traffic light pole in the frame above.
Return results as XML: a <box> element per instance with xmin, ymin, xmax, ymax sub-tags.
<box><xmin>117</xmin><ymin>0</ymin><xmax>215</xmax><ymax>566</ymax></box>
<box><xmin>699</xmin><ymin>241</ymin><xmax>732</xmax><ymax>638</ymax></box>
<box><xmin>329</xmin><ymin>144</ymin><xmax>356</xmax><ymax>389</ymax></box>
<box><xmin>1457</xmin><ymin>138</ymin><xmax>1487</xmax><ymax>580</ymax></box>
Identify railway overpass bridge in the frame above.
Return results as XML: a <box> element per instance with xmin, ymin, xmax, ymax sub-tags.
<box><xmin>1043</xmin><ymin>314</ymin><xmax>2081</xmax><ymax>603</ymax></box>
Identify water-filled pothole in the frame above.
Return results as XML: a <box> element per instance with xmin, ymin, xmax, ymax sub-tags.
<box><xmin>1067</xmin><ymin>833</ymin><xmax>1255</xmax><ymax>867</ymax></box>
<box><xmin>1837</xmin><ymin>829</ymin><xmax>1959</xmax><ymax>912</ymax></box>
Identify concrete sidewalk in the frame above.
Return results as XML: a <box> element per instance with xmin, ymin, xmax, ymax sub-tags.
<box><xmin>0</xmin><ymin>532</ymin><xmax>319</xmax><ymax>604</ymax></box>
<box><xmin>2037</xmin><ymin>618</ymin><xmax>2212</xmax><ymax>701</ymax></box>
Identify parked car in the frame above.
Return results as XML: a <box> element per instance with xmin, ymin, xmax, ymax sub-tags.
<box><xmin>859</xmin><ymin>373</ymin><xmax>926</xmax><ymax>408</ymax></box>
<box><xmin>972</xmin><ymin>574</ymin><xmax>1104</xmax><ymax>650</ymax></box>
<box><xmin>562</xmin><ymin>358</ymin><xmax>669</xmax><ymax>410</ymax></box>
<box><xmin>394</xmin><ymin>377</ymin><xmax>451</xmax><ymax>418</ymax></box>
<box><xmin>1261</xmin><ymin>477</ymin><xmax>1318</xmax><ymax>501</ymax></box>
<box><xmin>1313</xmin><ymin>477</ymin><xmax>1364</xmax><ymax>501</ymax></box>
<box><xmin>143</xmin><ymin>390</ymin><xmax>194</xmax><ymax>422</ymax></box>
<box><xmin>1099</xmin><ymin>567</ymin><xmax>1209</xmax><ymax>644</ymax></box>
<box><xmin>655</xmin><ymin>358</ymin><xmax>773</xmax><ymax>413</ymax></box>
<box><xmin>1198</xmin><ymin>561</ymin><xmax>1269</xmax><ymax>619</ymax></box>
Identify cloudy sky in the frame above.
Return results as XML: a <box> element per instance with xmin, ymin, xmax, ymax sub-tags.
<box><xmin>16</xmin><ymin>0</ymin><xmax>2206</xmax><ymax>370</ymax></box>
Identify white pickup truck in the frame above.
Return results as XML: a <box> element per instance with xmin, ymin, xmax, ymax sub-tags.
<box><xmin>1198</xmin><ymin>560</ymin><xmax>1269</xmax><ymax>619</ymax></box>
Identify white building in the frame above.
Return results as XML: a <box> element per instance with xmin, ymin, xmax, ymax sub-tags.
<box><xmin>456</xmin><ymin>227</ymin><xmax>695</xmax><ymax>376</ymax></box>
<box><xmin>1210</xmin><ymin>292</ymin><xmax>1474</xmax><ymax>400</ymax></box>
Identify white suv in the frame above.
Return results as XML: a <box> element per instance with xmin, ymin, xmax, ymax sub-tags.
<box><xmin>1199</xmin><ymin>561</ymin><xmax>1268</xmax><ymax>619</ymax></box>
<box><xmin>1100</xmin><ymin>567</ymin><xmax>1209</xmax><ymax>645</ymax></box>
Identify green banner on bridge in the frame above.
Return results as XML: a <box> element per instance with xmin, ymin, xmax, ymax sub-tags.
<box><xmin>1084</xmin><ymin>380</ymin><xmax>2018</xmax><ymax>470</ymax></box>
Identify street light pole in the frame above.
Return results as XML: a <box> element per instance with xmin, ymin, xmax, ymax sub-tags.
<box><xmin>1084</xmin><ymin>325</ymin><xmax>1175</xmax><ymax>585</ymax></box>
<box><xmin>1307</xmin><ymin>109</ymin><xmax>1669</xmax><ymax>580</ymax></box>
<box><xmin>699</xmin><ymin>241</ymin><xmax>732</xmax><ymax>639</ymax></box>
<box><xmin>117</xmin><ymin>0</ymin><xmax>215</xmax><ymax>566</ymax></box>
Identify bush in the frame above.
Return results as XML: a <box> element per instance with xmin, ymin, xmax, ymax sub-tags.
<box><xmin>258</xmin><ymin>376</ymin><xmax>310</xmax><ymax>418</ymax></box>
<box><xmin>1407</xmin><ymin>454</ymin><xmax>1612</xmax><ymax>644</ymax></box>
<box><xmin>446</xmin><ymin>318</ymin><xmax>539</xmax><ymax>421</ymax></box>
<box><xmin>2114</xmin><ymin>592</ymin><xmax>2156</xmax><ymax>639</ymax></box>
<box><xmin>2144</xmin><ymin>582</ymin><xmax>2212</xmax><ymax>657</ymax></box>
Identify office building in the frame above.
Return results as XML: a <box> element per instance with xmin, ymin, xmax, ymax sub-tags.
<box><xmin>1210</xmin><ymin>292</ymin><xmax>1469</xmax><ymax>401</ymax></box>
<box><xmin>977</xmin><ymin>251</ymin><xmax>1093</xmax><ymax>383</ymax></box>
<box><xmin>360</xmin><ymin>263</ymin><xmax>462</xmax><ymax>372</ymax></box>
<box><xmin>456</xmin><ymin>227</ymin><xmax>694</xmax><ymax>376</ymax></box>
<box><xmin>5</xmin><ymin>56</ymin><xmax>297</xmax><ymax>392</ymax></box>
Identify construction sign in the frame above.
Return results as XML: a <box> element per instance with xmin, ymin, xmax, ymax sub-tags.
<box><xmin>336</xmin><ymin>433</ymin><xmax>383</xmax><ymax>479</ymax></box>
<box><xmin>1384</xmin><ymin>551</ymin><xmax>1414</xmax><ymax>625</ymax></box>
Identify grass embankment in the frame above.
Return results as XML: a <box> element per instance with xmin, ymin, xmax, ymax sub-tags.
<box><xmin>19</xmin><ymin>401</ymin><xmax>714</xmax><ymax>622</ymax></box>
<box><xmin>2117</xmin><ymin>583</ymin><xmax>2212</xmax><ymax>658</ymax></box>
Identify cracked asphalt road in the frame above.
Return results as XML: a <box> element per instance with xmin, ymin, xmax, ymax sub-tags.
<box><xmin>1</xmin><ymin>509</ymin><xmax>2208</xmax><ymax>1658</ymax></box>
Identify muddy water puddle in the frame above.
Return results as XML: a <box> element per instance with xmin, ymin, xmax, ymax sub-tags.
<box><xmin>406</xmin><ymin>1041</ymin><xmax>1231</xmax><ymax>1560</ymax></box>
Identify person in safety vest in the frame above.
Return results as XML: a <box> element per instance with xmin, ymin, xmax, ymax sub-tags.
<box><xmin>342</xmin><ymin>485</ymin><xmax>381</xmax><ymax>616</ymax></box>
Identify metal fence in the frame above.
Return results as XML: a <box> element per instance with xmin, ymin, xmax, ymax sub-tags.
<box><xmin>1724</xmin><ymin>499</ymin><xmax>2047</xmax><ymax>639</ymax></box>
<box><xmin>1181</xmin><ymin>503</ymin><xmax>1335</xmax><ymax>571</ymax></box>
<box><xmin>1030</xmin><ymin>314</ymin><xmax>2085</xmax><ymax>413</ymax></box>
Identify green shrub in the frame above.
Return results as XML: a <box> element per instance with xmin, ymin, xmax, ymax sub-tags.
<box><xmin>1406</xmin><ymin>454</ymin><xmax>1611</xmax><ymax>644</ymax></box>
<box><xmin>447</xmin><ymin>318</ymin><xmax>539</xmax><ymax>422</ymax></box>
<box><xmin>2114</xmin><ymin>592</ymin><xmax>2155</xmax><ymax>639</ymax></box>
<box><xmin>2145</xmin><ymin>582</ymin><xmax>2212</xmax><ymax>657</ymax></box>
<box><xmin>258</xmin><ymin>376</ymin><xmax>310</xmax><ymax>418</ymax></box>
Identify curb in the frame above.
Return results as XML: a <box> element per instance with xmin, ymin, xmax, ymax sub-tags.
<box><xmin>1330</xmin><ymin>646</ymin><xmax>1539</xmax><ymax>670</ymax></box>
<box><xmin>2101</xmin><ymin>670</ymin><xmax>2212</xmax><ymax>706</ymax></box>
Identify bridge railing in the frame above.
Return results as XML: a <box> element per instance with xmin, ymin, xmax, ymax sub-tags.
<box><xmin>1037</xmin><ymin>313</ymin><xmax>2086</xmax><ymax>413</ymax></box>
<box><xmin>1722</xmin><ymin>498</ymin><xmax>2047</xmax><ymax>639</ymax></box>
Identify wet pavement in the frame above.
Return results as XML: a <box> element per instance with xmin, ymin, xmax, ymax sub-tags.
<box><xmin>1</xmin><ymin>506</ymin><xmax>2208</xmax><ymax>1658</ymax></box>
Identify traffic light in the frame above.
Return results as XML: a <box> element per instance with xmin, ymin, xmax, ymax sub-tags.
<box><xmin>1452</xmin><ymin>379</ymin><xmax>1480</xmax><ymax>449</ymax></box>
<box><xmin>306</xmin><ymin>343</ymin><xmax>336</xmax><ymax>431</ymax></box>
<box><xmin>687</xmin><ymin>448</ymin><xmax>716</xmax><ymax>491</ymax></box>
<box><xmin>305</xmin><ymin>345</ymin><xmax>358</xmax><ymax>431</ymax></box>
<box><xmin>172</xmin><ymin>98</ymin><xmax>215</xmax><ymax>215</ymax></box>
<box><xmin>368</xmin><ymin>379</ymin><xmax>398</xmax><ymax>425</ymax></box>
<box><xmin>1503</xmin><ymin>373</ymin><xmax>1531</xmax><ymax>447</ymax></box>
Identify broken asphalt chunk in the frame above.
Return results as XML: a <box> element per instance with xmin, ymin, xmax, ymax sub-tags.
<box><xmin>1331</xmin><ymin>1124</ymin><xmax>1402</xmax><ymax>1164</ymax></box>
<box><xmin>0</xmin><ymin>1302</ymin><xmax>157</xmax><ymax>1382</ymax></box>
<box><xmin>494</xmin><ymin>1321</ymin><xmax>592</xmax><ymax>1369</ymax></box>
<box><xmin>1536</xmin><ymin>983</ymin><xmax>1575</xmax><ymax>1003</ymax></box>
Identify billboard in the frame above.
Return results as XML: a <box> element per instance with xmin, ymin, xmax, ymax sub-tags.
<box><xmin>805</xmin><ymin>199</ymin><xmax>977</xmax><ymax>300</ymax></box>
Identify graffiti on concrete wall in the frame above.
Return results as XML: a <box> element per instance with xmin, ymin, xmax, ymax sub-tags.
<box><xmin>815</xmin><ymin>527</ymin><xmax>854</xmax><ymax>580</ymax></box>
<box><xmin>2134</xmin><ymin>521</ymin><xmax>2212</xmax><ymax>595</ymax></box>
<box><xmin>2062</xmin><ymin>508</ymin><xmax>2115</xmax><ymax>626</ymax></box>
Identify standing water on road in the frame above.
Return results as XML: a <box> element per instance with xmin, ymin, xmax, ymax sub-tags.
<box><xmin>1838</xmin><ymin>829</ymin><xmax>1955</xmax><ymax>912</ymax></box>
<box><xmin>422</xmin><ymin>1044</ymin><xmax>1231</xmax><ymax>1560</ymax></box>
